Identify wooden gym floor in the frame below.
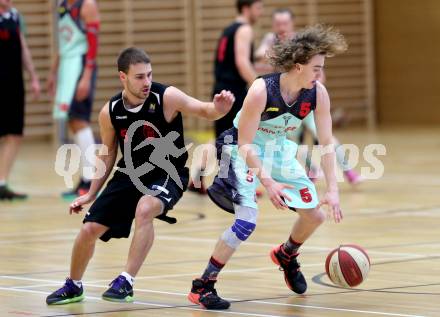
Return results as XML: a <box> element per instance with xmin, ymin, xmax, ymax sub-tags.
<box><xmin>0</xmin><ymin>127</ymin><xmax>439</xmax><ymax>317</ymax></box>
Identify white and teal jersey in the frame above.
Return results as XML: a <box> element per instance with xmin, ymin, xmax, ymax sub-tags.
<box><xmin>54</xmin><ymin>0</ymin><xmax>88</xmax><ymax>119</ymax></box>
<box><xmin>209</xmin><ymin>73</ymin><xmax>319</xmax><ymax>212</ymax></box>
<box><xmin>233</xmin><ymin>72</ymin><xmax>317</xmax><ymax>147</ymax></box>
<box><xmin>58</xmin><ymin>0</ymin><xmax>87</xmax><ymax>57</ymax></box>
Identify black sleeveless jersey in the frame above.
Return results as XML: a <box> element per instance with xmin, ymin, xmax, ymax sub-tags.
<box><xmin>214</xmin><ymin>22</ymin><xmax>254</xmax><ymax>89</ymax></box>
<box><xmin>109</xmin><ymin>82</ymin><xmax>188</xmax><ymax>180</ymax></box>
<box><xmin>261</xmin><ymin>73</ymin><xmax>317</xmax><ymax>122</ymax></box>
<box><xmin>0</xmin><ymin>8</ymin><xmax>22</xmax><ymax>84</ymax></box>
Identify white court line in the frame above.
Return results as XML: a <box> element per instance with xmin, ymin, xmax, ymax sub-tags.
<box><xmin>0</xmin><ymin>236</ymin><xmax>77</xmax><ymax>245</ymax></box>
<box><xmin>2</xmin><ymin>230</ymin><xmax>433</xmax><ymax>258</ymax></box>
<box><xmin>6</xmin><ymin>255</ymin><xmax>418</xmax><ymax>289</ymax></box>
<box><xmin>0</xmin><ymin>285</ymin><xmax>298</xmax><ymax>317</ymax></box>
<box><xmin>0</xmin><ymin>274</ymin><xmax>431</xmax><ymax>317</ymax></box>
<box><xmin>4</xmin><ymin>263</ymin><xmax>321</xmax><ymax>287</ymax></box>
<box><xmin>0</xmin><ymin>229</ymin><xmax>77</xmax><ymax>238</ymax></box>
<box><xmin>155</xmin><ymin>236</ymin><xmax>440</xmax><ymax>258</ymax></box>
<box><xmin>0</xmin><ymin>284</ymin><xmax>427</xmax><ymax>317</ymax></box>
<box><xmin>87</xmin><ymin>254</ymin><xmax>411</xmax><ymax>283</ymax></box>
<box><xmin>3</xmin><ymin>255</ymin><xmax>399</xmax><ymax>287</ymax></box>
<box><xmin>13</xmin><ymin>283</ymin><xmax>61</xmax><ymax>289</ymax></box>
<box><xmin>2</xmin><ymin>227</ymin><xmax>439</xmax><ymax>258</ymax></box>
<box><xmin>85</xmin><ymin>263</ymin><xmax>321</xmax><ymax>283</ymax></box>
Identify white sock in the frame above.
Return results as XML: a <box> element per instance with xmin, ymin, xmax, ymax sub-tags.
<box><xmin>72</xmin><ymin>279</ymin><xmax>82</xmax><ymax>288</ymax></box>
<box><xmin>0</xmin><ymin>180</ymin><xmax>6</xmax><ymax>186</ymax></box>
<box><xmin>335</xmin><ymin>143</ymin><xmax>350</xmax><ymax>171</ymax></box>
<box><xmin>74</xmin><ymin>127</ymin><xmax>95</xmax><ymax>182</ymax></box>
<box><xmin>121</xmin><ymin>271</ymin><xmax>134</xmax><ymax>286</ymax></box>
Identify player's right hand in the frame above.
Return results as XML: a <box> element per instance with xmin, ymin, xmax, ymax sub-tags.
<box><xmin>31</xmin><ymin>77</ymin><xmax>41</xmax><ymax>100</ymax></box>
<box><xmin>75</xmin><ymin>76</ymin><xmax>91</xmax><ymax>101</ymax></box>
<box><xmin>69</xmin><ymin>193</ymin><xmax>95</xmax><ymax>214</ymax></box>
<box><xmin>262</xmin><ymin>178</ymin><xmax>294</xmax><ymax>210</ymax></box>
<box><xmin>46</xmin><ymin>74</ymin><xmax>56</xmax><ymax>97</ymax></box>
<box><xmin>318</xmin><ymin>191</ymin><xmax>343</xmax><ymax>223</ymax></box>
<box><xmin>213</xmin><ymin>90</ymin><xmax>235</xmax><ymax>115</ymax></box>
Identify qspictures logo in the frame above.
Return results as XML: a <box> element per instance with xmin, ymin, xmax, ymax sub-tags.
<box><xmin>55</xmin><ymin>121</ymin><xmax>387</xmax><ymax>193</ymax></box>
<box><xmin>55</xmin><ymin>120</ymin><xmax>192</xmax><ymax>196</ymax></box>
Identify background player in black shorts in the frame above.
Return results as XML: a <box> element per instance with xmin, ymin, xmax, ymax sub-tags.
<box><xmin>0</xmin><ymin>0</ymin><xmax>40</xmax><ymax>200</ymax></box>
<box><xmin>46</xmin><ymin>47</ymin><xmax>235</xmax><ymax>305</ymax></box>
<box><xmin>47</xmin><ymin>0</ymin><xmax>100</xmax><ymax>198</ymax></box>
<box><xmin>189</xmin><ymin>0</ymin><xmax>263</xmax><ymax>193</ymax></box>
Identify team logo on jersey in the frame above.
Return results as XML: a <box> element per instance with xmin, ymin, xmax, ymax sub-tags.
<box><xmin>266</xmin><ymin>107</ymin><xmax>279</xmax><ymax>112</ymax></box>
<box><xmin>282</xmin><ymin>115</ymin><xmax>291</xmax><ymax>126</ymax></box>
<box><xmin>231</xmin><ymin>189</ymin><xmax>238</xmax><ymax>199</ymax></box>
<box><xmin>59</xmin><ymin>25</ymin><xmax>73</xmax><ymax>42</ymax></box>
<box><xmin>148</xmin><ymin>103</ymin><xmax>156</xmax><ymax>113</ymax></box>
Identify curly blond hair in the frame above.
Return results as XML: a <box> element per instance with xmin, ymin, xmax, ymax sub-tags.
<box><xmin>268</xmin><ymin>24</ymin><xmax>348</xmax><ymax>72</ymax></box>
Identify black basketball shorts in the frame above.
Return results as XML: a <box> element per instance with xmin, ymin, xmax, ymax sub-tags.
<box><xmin>84</xmin><ymin>168</ymin><xmax>189</xmax><ymax>242</ymax></box>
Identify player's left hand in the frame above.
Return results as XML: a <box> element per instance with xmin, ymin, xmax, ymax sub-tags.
<box><xmin>31</xmin><ymin>77</ymin><xmax>41</xmax><ymax>100</ymax></box>
<box><xmin>69</xmin><ymin>192</ymin><xmax>96</xmax><ymax>215</ymax></box>
<box><xmin>318</xmin><ymin>191</ymin><xmax>343</xmax><ymax>223</ymax></box>
<box><xmin>213</xmin><ymin>90</ymin><xmax>235</xmax><ymax>115</ymax></box>
<box><xmin>75</xmin><ymin>76</ymin><xmax>91</xmax><ymax>101</ymax></box>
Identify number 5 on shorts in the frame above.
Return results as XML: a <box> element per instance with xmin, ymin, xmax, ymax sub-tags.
<box><xmin>299</xmin><ymin>188</ymin><xmax>312</xmax><ymax>203</ymax></box>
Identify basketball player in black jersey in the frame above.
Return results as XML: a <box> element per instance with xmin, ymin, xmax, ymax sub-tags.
<box><xmin>46</xmin><ymin>47</ymin><xmax>235</xmax><ymax>305</ymax></box>
<box><xmin>189</xmin><ymin>0</ymin><xmax>263</xmax><ymax>194</ymax></box>
<box><xmin>0</xmin><ymin>0</ymin><xmax>40</xmax><ymax>200</ymax></box>
<box><xmin>213</xmin><ymin>0</ymin><xmax>263</xmax><ymax>137</ymax></box>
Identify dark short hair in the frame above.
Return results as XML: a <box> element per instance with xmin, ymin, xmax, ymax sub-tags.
<box><xmin>236</xmin><ymin>0</ymin><xmax>261</xmax><ymax>13</ymax></box>
<box><xmin>272</xmin><ymin>8</ymin><xmax>294</xmax><ymax>19</ymax></box>
<box><xmin>117</xmin><ymin>47</ymin><xmax>151</xmax><ymax>73</ymax></box>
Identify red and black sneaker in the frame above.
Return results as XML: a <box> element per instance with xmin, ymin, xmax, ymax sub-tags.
<box><xmin>188</xmin><ymin>278</ymin><xmax>230</xmax><ymax>310</ymax></box>
<box><xmin>270</xmin><ymin>244</ymin><xmax>307</xmax><ymax>294</ymax></box>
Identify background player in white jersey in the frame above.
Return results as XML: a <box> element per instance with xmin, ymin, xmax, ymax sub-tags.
<box><xmin>188</xmin><ymin>25</ymin><xmax>345</xmax><ymax>310</ymax></box>
<box><xmin>47</xmin><ymin>0</ymin><xmax>100</xmax><ymax>198</ymax></box>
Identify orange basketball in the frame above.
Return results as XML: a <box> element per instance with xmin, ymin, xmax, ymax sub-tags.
<box><xmin>325</xmin><ymin>244</ymin><xmax>370</xmax><ymax>287</ymax></box>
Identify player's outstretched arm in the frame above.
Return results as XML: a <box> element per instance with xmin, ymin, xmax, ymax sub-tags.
<box><xmin>164</xmin><ymin>86</ymin><xmax>235</xmax><ymax>121</ymax></box>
